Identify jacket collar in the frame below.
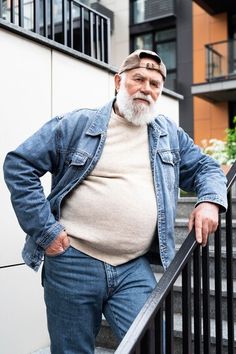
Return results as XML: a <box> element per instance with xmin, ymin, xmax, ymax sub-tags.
<box><xmin>86</xmin><ymin>98</ymin><xmax>168</xmax><ymax>137</ymax></box>
<box><xmin>86</xmin><ymin>99</ymin><xmax>114</xmax><ymax>136</ymax></box>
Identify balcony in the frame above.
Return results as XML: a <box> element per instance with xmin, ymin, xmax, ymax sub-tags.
<box><xmin>193</xmin><ymin>0</ymin><xmax>236</xmax><ymax>15</ymax></box>
<box><xmin>0</xmin><ymin>0</ymin><xmax>110</xmax><ymax>65</ymax></box>
<box><xmin>192</xmin><ymin>39</ymin><xmax>236</xmax><ymax>102</ymax></box>
<box><xmin>131</xmin><ymin>0</ymin><xmax>176</xmax><ymax>25</ymax></box>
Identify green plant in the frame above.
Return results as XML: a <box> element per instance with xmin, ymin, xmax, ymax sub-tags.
<box><xmin>201</xmin><ymin>116</ymin><xmax>236</xmax><ymax>165</ymax></box>
<box><xmin>201</xmin><ymin>138</ymin><xmax>228</xmax><ymax>164</ymax></box>
<box><xmin>225</xmin><ymin>116</ymin><xmax>236</xmax><ymax>163</ymax></box>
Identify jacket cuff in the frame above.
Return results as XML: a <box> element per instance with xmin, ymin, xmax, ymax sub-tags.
<box><xmin>195</xmin><ymin>195</ymin><xmax>227</xmax><ymax>214</ymax></box>
<box><xmin>36</xmin><ymin>223</ymin><xmax>65</xmax><ymax>249</ymax></box>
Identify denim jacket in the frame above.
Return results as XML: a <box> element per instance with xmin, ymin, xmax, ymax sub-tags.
<box><xmin>3</xmin><ymin>99</ymin><xmax>227</xmax><ymax>271</ymax></box>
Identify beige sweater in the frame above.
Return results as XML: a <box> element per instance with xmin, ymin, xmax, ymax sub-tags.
<box><xmin>60</xmin><ymin>111</ymin><xmax>157</xmax><ymax>265</ymax></box>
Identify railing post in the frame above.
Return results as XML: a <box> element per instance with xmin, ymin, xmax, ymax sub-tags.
<box><xmin>10</xmin><ymin>0</ymin><xmax>16</xmax><ymax>24</ymax></box>
<box><xmin>193</xmin><ymin>245</ymin><xmax>202</xmax><ymax>353</ymax></box>
<box><xmin>43</xmin><ymin>0</ymin><xmax>48</xmax><ymax>37</ymax></box>
<box><xmin>165</xmin><ymin>290</ymin><xmax>174</xmax><ymax>353</ymax></box>
<box><xmin>106</xmin><ymin>15</ymin><xmax>111</xmax><ymax>64</ymax></box>
<box><xmin>202</xmin><ymin>245</ymin><xmax>211</xmax><ymax>353</ymax></box>
<box><xmin>50</xmin><ymin>0</ymin><xmax>54</xmax><ymax>41</ymax></box>
<box><xmin>33</xmin><ymin>0</ymin><xmax>40</xmax><ymax>34</ymax></box>
<box><xmin>214</xmin><ymin>216</ymin><xmax>223</xmax><ymax>353</ymax></box>
<box><xmin>226</xmin><ymin>189</ymin><xmax>234</xmax><ymax>354</ymax></box>
<box><xmin>80</xmin><ymin>5</ymin><xmax>85</xmax><ymax>54</ymax></box>
<box><xmin>62</xmin><ymin>0</ymin><xmax>67</xmax><ymax>46</ymax></box>
<box><xmin>182</xmin><ymin>262</ymin><xmax>192</xmax><ymax>354</ymax></box>
<box><xmin>18</xmin><ymin>0</ymin><xmax>24</xmax><ymax>27</ymax></box>
<box><xmin>155</xmin><ymin>306</ymin><xmax>164</xmax><ymax>354</ymax></box>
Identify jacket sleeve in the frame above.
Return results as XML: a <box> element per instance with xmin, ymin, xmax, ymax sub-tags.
<box><xmin>3</xmin><ymin>117</ymin><xmax>65</xmax><ymax>249</ymax></box>
<box><xmin>177</xmin><ymin>127</ymin><xmax>227</xmax><ymax>212</ymax></box>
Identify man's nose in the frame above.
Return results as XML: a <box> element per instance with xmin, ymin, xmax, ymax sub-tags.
<box><xmin>140</xmin><ymin>81</ymin><xmax>151</xmax><ymax>95</ymax></box>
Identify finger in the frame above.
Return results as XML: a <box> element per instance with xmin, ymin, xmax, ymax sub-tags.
<box><xmin>201</xmin><ymin>222</ymin><xmax>209</xmax><ymax>247</ymax></box>
<box><xmin>195</xmin><ymin>225</ymin><xmax>202</xmax><ymax>244</ymax></box>
<box><xmin>194</xmin><ymin>216</ymin><xmax>203</xmax><ymax>244</ymax></box>
<box><xmin>188</xmin><ymin>213</ymin><xmax>195</xmax><ymax>232</ymax></box>
<box><xmin>62</xmin><ymin>234</ymin><xmax>70</xmax><ymax>250</ymax></box>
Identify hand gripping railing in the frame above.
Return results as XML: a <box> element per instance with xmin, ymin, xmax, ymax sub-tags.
<box><xmin>115</xmin><ymin>160</ymin><xmax>236</xmax><ymax>354</ymax></box>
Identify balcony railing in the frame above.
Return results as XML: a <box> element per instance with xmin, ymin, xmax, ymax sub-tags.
<box><xmin>206</xmin><ymin>39</ymin><xmax>236</xmax><ymax>81</ymax></box>
<box><xmin>115</xmin><ymin>160</ymin><xmax>236</xmax><ymax>353</ymax></box>
<box><xmin>0</xmin><ymin>0</ymin><xmax>110</xmax><ymax>64</ymax></box>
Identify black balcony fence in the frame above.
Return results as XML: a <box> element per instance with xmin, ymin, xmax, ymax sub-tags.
<box><xmin>206</xmin><ymin>39</ymin><xmax>236</xmax><ymax>81</ymax></box>
<box><xmin>115</xmin><ymin>160</ymin><xmax>236</xmax><ymax>354</ymax></box>
<box><xmin>0</xmin><ymin>0</ymin><xmax>110</xmax><ymax>63</ymax></box>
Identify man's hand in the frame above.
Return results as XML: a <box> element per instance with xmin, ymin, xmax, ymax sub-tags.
<box><xmin>45</xmin><ymin>230</ymin><xmax>70</xmax><ymax>256</ymax></box>
<box><xmin>188</xmin><ymin>202</ymin><xmax>219</xmax><ymax>247</ymax></box>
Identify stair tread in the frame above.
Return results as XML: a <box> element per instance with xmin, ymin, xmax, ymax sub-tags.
<box><xmin>32</xmin><ymin>347</ymin><xmax>115</xmax><ymax>354</ymax></box>
<box><xmin>173</xmin><ymin>313</ymin><xmax>236</xmax><ymax>341</ymax></box>
<box><xmin>175</xmin><ymin>244</ymin><xmax>236</xmax><ymax>256</ymax></box>
<box><xmin>175</xmin><ymin>218</ymin><xmax>236</xmax><ymax>226</ymax></box>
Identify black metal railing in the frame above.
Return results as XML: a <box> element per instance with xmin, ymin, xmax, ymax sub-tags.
<box><xmin>115</xmin><ymin>160</ymin><xmax>236</xmax><ymax>354</ymax></box>
<box><xmin>206</xmin><ymin>39</ymin><xmax>236</xmax><ymax>81</ymax></box>
<box><xmin>0</xmin><ymin>0</ymin><xmax>110</xmax><ymax>63</ymax></box>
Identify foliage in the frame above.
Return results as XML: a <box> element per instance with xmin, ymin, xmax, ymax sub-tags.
<box><xmin>225</xmin><ymin>116</ymin><xmax>236</xmax><ymax>162</ymax></box>
<box><xmin>202</xmin><ymin>116</ymin><xmax>236</xmax><ymax>165</ymax></box>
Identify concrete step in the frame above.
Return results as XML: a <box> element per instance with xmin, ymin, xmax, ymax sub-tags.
<box><xmin>176</xmin><ymin>197</ymin><xmax>236</xmax><ymax>219</ymax></box>
<box><xmin>172</xmin><ymin>313</ymin><xmax>236</xmax><ymax>354</ymax></box>
<box><xmin>32</xmin><ymin>346</ymin><xmax>115</xmax><ymax>354</ymax></box>
<box><xmin>96</xmin><ymin>313</ymin><xmax>236</xmax><ymax>354</ymax></box>
<box><xmin>174</xmin><ymin>218</ymin><xmax>236</xmax><ymax>247</ymax></box>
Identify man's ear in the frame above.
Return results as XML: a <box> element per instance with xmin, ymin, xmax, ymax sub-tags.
<box><xmin>114</xmin><ymin>74</ymin><xmax>121</xmax><ymax>92</ymax></box>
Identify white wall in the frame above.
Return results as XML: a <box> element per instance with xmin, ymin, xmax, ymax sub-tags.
<box><xmin>0</xmin><ymin>27</ymin><xmax>180</xmax><ymax>354</ymax></box>
<box><xmin>0</xmin><ymin>28</ymin><xmax>114</xmax><ymax>354</ymax></box>
<box><xmin>100</xmin><ymin>0</ymin><xmax>130</xmax><ymax>69</ymax></box>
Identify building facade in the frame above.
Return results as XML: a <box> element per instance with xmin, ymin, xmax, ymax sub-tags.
<box><xmin>89</xmin><ymin>0</ymin><xmax>236</xmax><ymax>145</ymax></box>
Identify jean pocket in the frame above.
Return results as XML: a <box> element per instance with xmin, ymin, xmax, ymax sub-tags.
<box><xmin>45</xmin><ymin>245</ymin><xmax>71</xmax><ymax>258</ymax></box>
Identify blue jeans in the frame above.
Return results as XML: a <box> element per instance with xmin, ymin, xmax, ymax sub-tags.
<box><xmin>42</xmin><ymin>246</ymin><xmax>157</xmax><ymax>354</ymax></box>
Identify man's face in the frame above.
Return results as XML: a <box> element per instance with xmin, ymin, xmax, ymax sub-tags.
<box><xmin>119</xmin><ymin>58</ymin><xmax>164</xmax><ymax>103</ymax></box>
<box><xmin>114</xmin><ymin>58</ymin><xmax>164</xmax><ymax>126</ymax></box>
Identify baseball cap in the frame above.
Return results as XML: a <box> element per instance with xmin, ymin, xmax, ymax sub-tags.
<box><xmin>118</xmin><ymin>49</ymin><xmax>166</xmax><ymax>80</ymax></box>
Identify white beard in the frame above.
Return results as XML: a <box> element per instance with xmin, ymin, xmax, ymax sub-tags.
<box><xmin>116</xmin><ymin>84</ymin><xmax>159</xmax><ymax>126</ymax></box>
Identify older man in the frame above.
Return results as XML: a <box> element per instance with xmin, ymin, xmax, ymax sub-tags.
<box><xmin>3</xmin><ymin>50</ymin><xmax>227</xmax><ymax>354</ymax></box>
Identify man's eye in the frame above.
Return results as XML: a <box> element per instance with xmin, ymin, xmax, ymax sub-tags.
<box><xmin>151</xmin><ymin>82</ymin><xmax>159</xmax><ymax>88</ymax></box>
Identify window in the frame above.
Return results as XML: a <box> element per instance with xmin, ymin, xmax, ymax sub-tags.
<box><xmin>131</xmin><ymin>0</ymin><xmax>145</xmax><ymax>24</ymax></box>
<box><xmin>155</xmin><ymin>28</ymin><xmax>176</xmax><ymax>89</ymax></box>
<box><xmin>133</xmin><ymin>33</ymin><xmax>152</xmax><ymax>50</ymax></box>
<box><xmin>133</xmin><ymin>27</ymin><xmax>177</xmax><ymax>90</ymax></box>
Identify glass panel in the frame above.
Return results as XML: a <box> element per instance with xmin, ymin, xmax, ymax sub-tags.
<box><xmin>132</xmin><ymin>0</ymin><xmax>145</xmax><ymax>24</ymax></box>
<box><xmin>24</xmin><ymin>0</ymin><xmax>34</xmax><ymax>30</ymax></box>
<box><xmin>2</xmin><ymin>0</ymin><xmax>11</xmax><ymax>21</ymax></box>
<box><xmin>155</xmin><ymin>28</ymin><xmax>176</xmax><ymax>42</ymax></box>
<box><xmin>164</xmin><ymin>71</ymin><xmax>176</xmax><ymax>91</ymax></box>
<box><xmin>156</xmin><ymin>41</ymin><xmax>176</xmax><ymax>70</ymax></box>
<box><xmin>133</xmin><ymin>33</ymin><xmax>152</xmax><ymax>51</ymax></box>
<box><xmin>1</xmin><ymin>0</ymin><xmax>34</xmax><ymax>29</ymax></box>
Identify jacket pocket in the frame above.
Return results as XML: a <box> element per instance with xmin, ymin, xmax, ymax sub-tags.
<box><xmin>65</xmin><ymin>151</ymin><xmax>90</xmax><ymax>166</ymax></box>
<box><xmin>158</xmin><ymin>150</ymin><xmax>180</xmax><ymax>166</ymax></box>
<box><xmin>157</xmin><ymin>150</ymin><xmax>180</xmax><ymax>190</ymax></box>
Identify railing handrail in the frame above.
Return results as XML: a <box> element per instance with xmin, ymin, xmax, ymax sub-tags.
<box><xmin>115</xmin><ymin>160</ymin><xmax>236</xmax><ymax>354</ymax></box>
<box><xmin>205</xmin><ymin>38</ymin><xmax>236</xmax><ymax>48</ymax></box>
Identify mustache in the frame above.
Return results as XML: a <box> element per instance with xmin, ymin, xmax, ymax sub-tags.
<box><xmin>132</xmin><ymin>93</ymin><xmax>154</xmax><ymax>104</ymax></box>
